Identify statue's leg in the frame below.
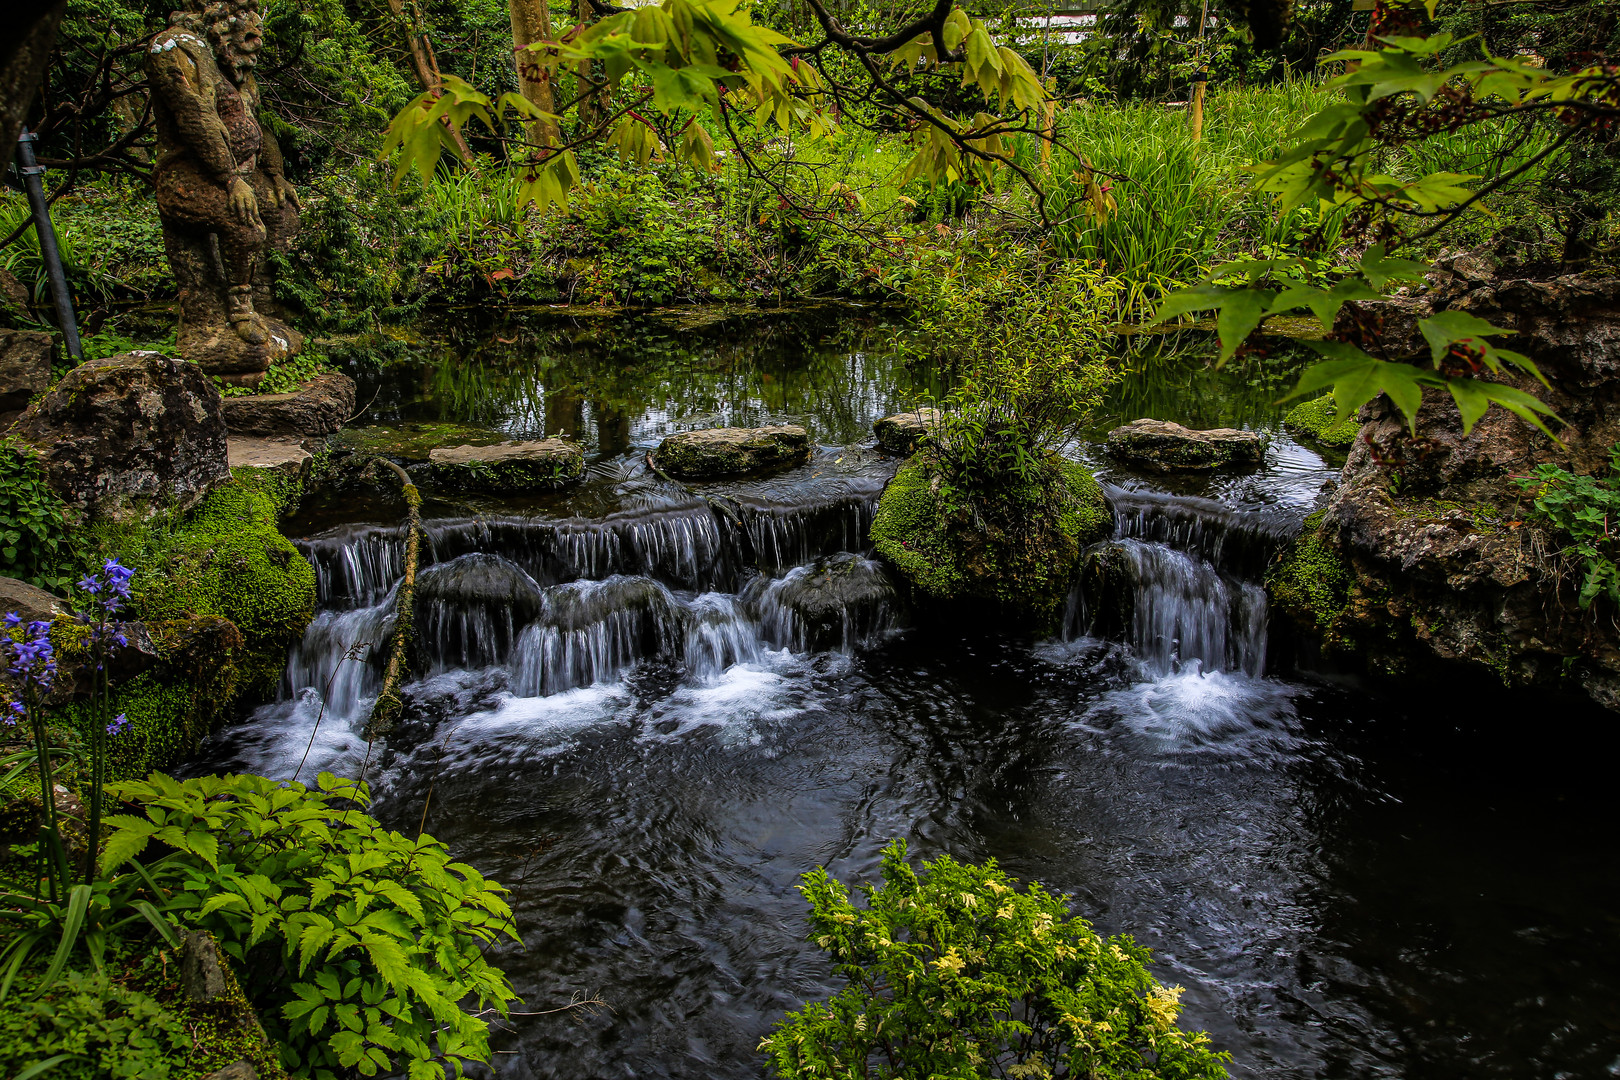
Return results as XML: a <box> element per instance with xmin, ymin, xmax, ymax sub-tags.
<box><xmin>249</xmin><ymin>170</ymin><xmax>299</xmax><ymax>320</ymax></box>
<box><xmin>157</xmin><ymin>159</ymin><xmax>268</xmax><ymax>345</ymax></box>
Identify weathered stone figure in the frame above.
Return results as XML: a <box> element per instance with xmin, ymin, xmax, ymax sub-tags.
<box><xmin>147</xmin><ymin>0</ymin><xmax>301</xmax><ymax>383</ymax></box>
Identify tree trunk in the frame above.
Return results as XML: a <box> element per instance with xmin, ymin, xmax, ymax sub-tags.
<box><xmin>509</xmin><ymin>0</ymin><xmax>561</xmax><ymax>153</ymax></box>
<box><xmin>0</xmin><ymin>2</ymin><xmax>67</xmax><ymax>178</ymax></box>
<box><xmin>385</xmin><ymin>0</ymin><xmax>474</xmax><ymax>163</ymax></box>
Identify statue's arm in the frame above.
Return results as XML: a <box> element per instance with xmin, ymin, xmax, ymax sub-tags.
<box><xmin>147</xmin><ymin>36</ymin><xmax>237</xmax><ymax>182</ymax></box>
<box><xmin>245</xmin><ymin>78</ymin><xmax>299</xmax><ymax>209</ymax></box>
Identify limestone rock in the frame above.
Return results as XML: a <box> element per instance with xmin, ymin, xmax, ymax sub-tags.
<box><xmin>0</xmin><ymin>576</ymin><xmax>67</xmax><ymax>623</ymax></box>
<box><xmin>180</xmin><ymin>929</ymin><xmax>228</xmax><ymax>1002</ymax></box>
<box><xmin>11</xmin><ymin>352</ymin><xmax>229</xmax><ymax>520</ymax></box>
<box><xmin>653</xmin><ymin>425</ymin><xmax>811</xmax><ymax>479</ymax></box>
<box><xmin>757</xmin><ymin>552</ymin><xmax>900</xmax><ymax>651</ymax></box>
<box><xmin>874</xmin><ymin>408</ymin><xmax>942</xmax><ymax>455</ymax></box>
<box><xmin>228</xmin><ymin>436</ymin><xmax>312</xmax><ymax>482</ymax></box>
<box><xmin>1105</xmin><ymin>418</ymin><xmax>1264</xmax><ymax>472</ymax></box>
<box><xmin>424</xmin><ymin>438</ymin><xmax>585</xmax><ymax>492</ymax></box>
<box><xmin>222</xmin><ymin>372</ymin><xmax>356</xmax><ymax>437</ymax></box>
<box><xmin>0</xmin><ymin>327</ymin><xmax>53</xmax><ymax>416</ymax></box>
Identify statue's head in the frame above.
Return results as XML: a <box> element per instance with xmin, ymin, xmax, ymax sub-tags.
<box><xmin>171</xmin><ymin>0</ymin><xmax>263</xmax><ymax>85</ymax></box>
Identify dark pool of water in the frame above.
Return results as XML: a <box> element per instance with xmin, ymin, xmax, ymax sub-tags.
<box><xmin>209</xmin><ymin>309</ymin><xmax>1619</xmax><ymax>1079</ymax></box>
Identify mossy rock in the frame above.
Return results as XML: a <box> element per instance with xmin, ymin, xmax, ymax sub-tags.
<box><xmin>870</xmin><ymin>456</ymin><xmax>1110</xmax><ymax>625</ymax></box>
<box><xmin>423</xmin><ymin>438</ymin><xmax>586</xmax><ymax>492</ymax></box>
<box><xmin>335</xmin><ymin>421</ymin><xmax>506</xmax><ymax>462</ymax></box>
<box><xmin>1265</xmin><ymin>509</ymin><xmax>1356</xmax><ymax>646</ymax></box>
<box><xmin>1283</xmin><ymin>395</ymin><xmax>1360</xmax><ymax>448</ymax></box>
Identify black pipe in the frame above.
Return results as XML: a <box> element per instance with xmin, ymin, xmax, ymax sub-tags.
<box><xmin>15</xmin><ymin>128</ymin><xmax>83</xmax><ymax>362</ymax></box>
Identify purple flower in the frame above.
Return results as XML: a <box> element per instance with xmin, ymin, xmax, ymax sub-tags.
<box><xmin>2</xmin><ymin>613</ymin><xmax>18</xmax><ymax>628</ymax></box>
<box><xmin>106</xmin><ymin>713</ymin><xmax>130</xmax><ymax>736</ymax></box>
<box><xmin>26</xmin><ymin>621</ymin><xmax>51</xmax><ymax>640</ymax></box>
<box><xmin>78</xmin><ymin>576</ymin><xmax>101</xmax><ymax>595</ymax></box>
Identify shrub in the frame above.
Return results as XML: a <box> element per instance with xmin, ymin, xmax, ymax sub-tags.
<box><xmin>762</xmin><ymin>841</ymin><xmax>1230</xmax><ymax>1080</ymax></box>
<box><xmin>102</xmin><ymin>771</ymin><xmax>520</xmax><ymax>1080</ymax></box>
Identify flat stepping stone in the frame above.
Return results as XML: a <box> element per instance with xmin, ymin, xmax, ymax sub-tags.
<box><xmin>874</xmin><ymin>407</ymin><xmax>942</xmax><ymax>454</ymax></box>
<box><xmin>652</xmin><ymin>425</ymin><xmax>811</xmax><ymax>479</ymax></box>
<box><xmin>222</xmin><ymin>373</ymin><xmax>356</xmax><ymax>437</ymax></box>
<box><xmin>1104</xmin><ymin>418</ymin><xmax>1264</xmax><ymax>472</ymax></box>
<box><xmin>228</xmin><ymin>436</ymin><xmax>312</xmax><ymax>482</ymax></box>
<box><xmin>425</xmin><ymin>438</ymin><xmax>585</xmax><ymax>492</ymax></box>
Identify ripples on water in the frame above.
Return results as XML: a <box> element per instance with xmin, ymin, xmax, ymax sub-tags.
<box><xmin>191</xmin><ymin>326</ymin><xmax>1620</xmax><ymax>1080</ymax></box>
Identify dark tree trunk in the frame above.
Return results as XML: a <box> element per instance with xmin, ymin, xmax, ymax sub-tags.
<box><xmin>0</xmin><ymin>2</ymin><xmax>67</xmax><ymax>177</ymax></box>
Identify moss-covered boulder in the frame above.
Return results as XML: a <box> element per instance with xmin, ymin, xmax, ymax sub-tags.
<box><xmin>1265</xmin><ymin>510</ymin><xmax>1357</xmax><ymax>648</ymax></box>
<box><xmin>870</xmin><ymin>456</ymin><xmax>1111</xmax><ymax>624</ymax></box>
<box><xmin>653</xmin><ymin>426</ymin><xmax>811</xmax><ymax>479</ymax></box>
<box><xmin>1105</xmin><ymin>418</ymin><xmax>1264</xmax><ymax>472</ymax></box>
<box><xmin>1282</xmin><ymin>395</ymin><xmax>1360</xmax><ymax>448</ymax></box>
<box><xmin>424</xmin><ymin>438</ymin><xmax>585</xmax><ymax>492</ymax></box>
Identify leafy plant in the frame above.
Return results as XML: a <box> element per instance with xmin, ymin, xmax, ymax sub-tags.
<box><xmin>1515</xmin><ymin>444</ymin><xmax>1620</xmax><ymax>608</ymax></box>
<box><xmin>0</xmin><ymin>441</ymin><xmax>74</xmax><ymax>592</ymax></box>
<box><xmin>218</xmin><ymin>352</ymin><xmax>337</xmax><ymax>398</ymax></box>
<box><xmin>100</xmin><ymin>771</ymin><xmax>521</xmax><ymax>1080</ymax></box>
<box><xmin>761</xmin><ymin>840</ymin><xmax>1230</xmax><ymax>1080</ymax></box>
<box><xmin>0</xmin><ymin>968</ymin><xmax>193</xmax><ymax>1080</ymax></box>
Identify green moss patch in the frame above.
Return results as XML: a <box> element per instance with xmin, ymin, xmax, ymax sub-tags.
<box><xmin>336</xmin><ymin>421</ymin><xmax>506</xmax><ymax>462</ymax></box>
<box><xmin>1283</xmin><ymin>395</ymin><xmax>1359</xmax><ymax>448</ymax></box>
<box><xmin>1266</xmin><ymin>510</ymin><xmax>1356</xmax><ymax>646</ymax></box>
<box><xmin>870</xmin><ymin>456</ymin><xmax>1110</xmax><ymax>625</ymax></box>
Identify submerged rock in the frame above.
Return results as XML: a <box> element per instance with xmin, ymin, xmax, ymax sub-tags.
<box><xmin>754</xmin><ymin>553</ymin><xmax>900</xmax><ymax>650</ymax></box>
<box><xmin>874</xmin><ymin>408</ymin><xmax>942</xmax><ymax>454</ymax></box>
<box><xmin>653</xmin><ymin>425</ymin><xmax>811</xmax><ymax>479</ymax></box>
<box><xmin>416</xmin><ymin>553</ymin><xmax>546</xmax><ymax>669</ymax></box>
<box><xmin>1105</xmin><ymin>418</ymin><xmax>1264</xmax><ymax>472</ymax></box>
<box><xmin>870</xmin><ymin>456</ymin><xmax>1111</xmax><ymax>624</ymax></box>
<box><xmin>11</xmin><ymin>352</ymin><xmax>229</xmax><ymax>520</ymax></box>
<box><xmin>221</xmin><ymin>372</ymin><xmax>356</xmax><ymax>437</ymax></box>
<box><xmin>424</xmin><ymin>438</ymin><xmax>585</xmax><ymax>492</ymax></box>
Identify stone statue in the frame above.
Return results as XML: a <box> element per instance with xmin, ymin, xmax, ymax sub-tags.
<box><xmin>147</xmin><ymin>0</ymin><xmax>301</xmax><ymax>384</ymax></box>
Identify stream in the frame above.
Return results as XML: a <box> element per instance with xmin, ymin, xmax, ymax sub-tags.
<box><xmin>192</xmin><ymin>310</ymin><xmax>1620</xmax><ymax>1079</ymax></box>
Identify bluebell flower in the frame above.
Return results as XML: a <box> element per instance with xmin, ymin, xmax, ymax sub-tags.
<box><xmin>26</xmin><ymin>621</ymin><xmax>51</xmax><ymax>640</ymax></box>
<box><xmin>106</xmin><ymin>713</ymin><xmax>130</xmax><ymax>736</ymax></box>
<box><xmin>2</xmin><ymin>612</ymin><xmax>18</xmax><ymax>628</ymax></box>
<box><xmin>78</xmin><ymin>576</ymin><xmax>100</xmax><ymax>595</ymax></box>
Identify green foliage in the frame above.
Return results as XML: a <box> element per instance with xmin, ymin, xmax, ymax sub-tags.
<box><xmin>761</xmin><ymin>840</ymin><xmax>1229</xmax><ymax>1080</ymax></box>
<box><xmin>0</xmin><ymin>442</ymin><xmax>73</xmax><ymax>591</ymax></box>
<box><xmin>101</xmin><ymin>771</ymin><xmax>521</xmax><ymax>1080</ymax></box>
<box><xmin>0</xmin><ymin>969</ymin><xmax>193</xmax><ymax>1080</ymax></box>
<box><xmin>1282</xmin><ymin>394</ymin><xmax>1359</xmax><ymax>448</ymax></box>
<box><xmin>1515</xmin><ymin>444</ymin><xmax>1620</xmax><ymax>609</ymax></box>
<box><xmin>219</xmin><ymin>353</ymin><xmax>337</xmax><ymax>398</ymax></box>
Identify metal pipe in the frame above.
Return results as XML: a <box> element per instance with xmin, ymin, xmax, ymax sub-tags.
<box><xmin>15</xmin><ymin>128</ymin><xmax>83</xmax><ymax>362</ymax></box>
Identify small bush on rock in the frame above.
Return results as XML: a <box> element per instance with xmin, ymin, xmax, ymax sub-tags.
<box><xmin>762</xmin><ymin>841</ymin><xmax>1229</xmax><ymax>1080</ymax></box>
<box><xmin>0</xmin><ymin>440</ymin><xmax>74</xmax><ymax>591</ymax></box>
<box><xmin>0</xmin><ymin>969</ymin><xmax>194</xmax><ymax>1080</ymax></box>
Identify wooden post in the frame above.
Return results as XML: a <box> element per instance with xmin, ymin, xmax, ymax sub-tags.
<box><xmin>1190</xmin><ymin>0</ymin><xmax>1209</xmax><ymax>143</ymax></box>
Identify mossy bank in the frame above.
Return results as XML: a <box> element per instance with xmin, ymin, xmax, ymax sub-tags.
<box><xmin>870</xmin><ymin>455</ymin><xmax>1111</xmax><ymax>626</ymax></box>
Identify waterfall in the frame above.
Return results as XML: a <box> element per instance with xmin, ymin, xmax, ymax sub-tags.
<box><xmin>1117</xmin><ymin>540</ymin><xmax>1268</xmax><ymax>677</ymax></box>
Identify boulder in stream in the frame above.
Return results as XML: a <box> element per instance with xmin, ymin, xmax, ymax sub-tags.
<box><xmin>1105</xmin><ymin>418</ymin><xmax>1264</xmax><ymax>472</ymax></box>
<box><xmin>10</xmin><ymin>352</ymin><xmax>229</xmax><ymax>520</ymax></box>
<box><xmin>755</xmin><ymin>552</ymin><xmax>900</xmax><ymax>650</ymax></box>
<box><xmin>425</xmin><ymin>438</ymin><xmax>585</xmax><ymax>492</ymax></box>
<box><xmin>873</xmin><ymin>408</ymin><xmax>942</xmax><ymax>455</ymax></box>
<box><xmin>652</xmin><ymin>425</ymin><xmax>811</xmax><ymax>479</ymax></box>
<box><xmin>415</xmin><ymin>553</ymin><xmax>546</xmax><ymax>668</ymax></box>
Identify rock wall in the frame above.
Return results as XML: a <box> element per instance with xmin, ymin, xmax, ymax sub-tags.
<box><xmin>1273</xmin><ymin>258</ymin><xmax>1620</xmax><ymax>707</ymax></box>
